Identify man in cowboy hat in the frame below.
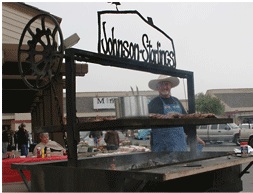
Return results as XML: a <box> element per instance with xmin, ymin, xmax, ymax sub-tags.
<box><xmin>148</xmin><ymin>75</ymin><xmax>205</xmax><ymax>152</ymax></box>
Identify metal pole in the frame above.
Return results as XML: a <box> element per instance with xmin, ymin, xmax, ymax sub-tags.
<box><xmin>186</xmin><ymin>73</ymin><xmax>197</xmax><ymax>159</ymax></box>
<box><xmin>65</xmin><ymin>49</ymin><xmax>79</xmax><ymax>167</ymax></box>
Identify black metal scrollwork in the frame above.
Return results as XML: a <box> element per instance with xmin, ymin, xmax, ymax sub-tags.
<box><xmin>100</xmin><ymin>22</ymin><xmax>176</xmax><ymax>68</ymax></box>
<box><xmin>98</xmin><ymin>10</ymin><xmax>177</xmax><ymax>69</ymax></box>
<box><xmin>18</xmin><ymin>14</ymin><xmax>64</xmax><ymax>91</ymax></box>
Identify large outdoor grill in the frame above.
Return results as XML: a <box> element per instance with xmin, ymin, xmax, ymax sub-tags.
<box><xmin>12</xmin><ymin>150</ymin><xmax>252</xmax><ymax>192</ymax></box>
<box><xmin>12</xmin><ymin>10</ymin><xmax>253</xmax><ymax>192</ymax></box>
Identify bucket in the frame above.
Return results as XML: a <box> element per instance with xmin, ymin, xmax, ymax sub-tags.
<box><xmin>115</xmin><ymin>96</ymin><xmax>149</xmax><ymax>119</ymax></box>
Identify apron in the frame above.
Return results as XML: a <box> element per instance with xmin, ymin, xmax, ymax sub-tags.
<box><xmin>151</xmin><ymin>96</ymin><xmax>187</xmax><ymax>152</ymax></box>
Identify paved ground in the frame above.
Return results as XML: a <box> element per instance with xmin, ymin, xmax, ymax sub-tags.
<box><xmin>2</xmin><ymin>182</ymin><xmax>29</xmax><ymax>192</ymax></box>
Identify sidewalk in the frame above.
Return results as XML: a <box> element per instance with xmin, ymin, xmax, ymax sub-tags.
<box><xmin>2</xmin><ymin>182</ymin><xmax>29</xmax><ymax>192</ymax></box>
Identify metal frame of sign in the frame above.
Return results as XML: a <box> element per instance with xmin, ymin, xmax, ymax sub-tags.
<box><xmin>64</xmin><ymin>47</ymin><xmax>196</xmax><ymax>167</ymax></box>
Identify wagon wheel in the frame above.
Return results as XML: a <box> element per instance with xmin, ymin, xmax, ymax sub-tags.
<box><xmin>18</xmin><ymin>14</ymin><xmax>64</xmax><ymax>91</ymax></box>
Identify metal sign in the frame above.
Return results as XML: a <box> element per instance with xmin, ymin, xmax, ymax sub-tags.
<box><xmin>93</xmin><ymin>97</ymin><xmax>117</xmax><ymax>109</ymax></box>
<box><xmin>98</xmin><ymin>10</ymin><xmax>177</xmax><ymax>69</ymax></box>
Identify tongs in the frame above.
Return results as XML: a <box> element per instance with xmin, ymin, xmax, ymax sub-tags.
<box><xmin>130</xmin><ymin>86</ymin><xmax>140</xmax><ymax>95</ymax></box>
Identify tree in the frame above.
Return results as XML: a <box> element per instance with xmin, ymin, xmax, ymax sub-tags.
<box><xmin>195</xmin><ymin>93</ymin><xmax>225</xmax><ymax>115</ymax></box>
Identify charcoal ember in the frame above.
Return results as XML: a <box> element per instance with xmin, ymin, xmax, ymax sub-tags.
<box><xmin>148</xmin><ymin>159</ymin><xmax>164</xmax><ymax>166</ymax></box>
<box><xmin>127</xmin><ymin>159</ymin><xmax>165</xmax><ymax>170</ymax></box>
<box><xmin>154</xmin><ymin>161</ymin><xmax>164</xmax><ymax>166</ymax></box>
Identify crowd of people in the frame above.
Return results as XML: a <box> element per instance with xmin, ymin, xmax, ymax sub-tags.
<box><xmin>2</xmin><ymin>123</ymin><xmax>31</xmax><ymax>158</ymax></box>
<box><xmin>2</xmin><ymin>123</ymin><xmax>121</xmax><ymax>158</ymax></box>
<box><xmin>89</xmin><ymin>130</ymin><xmax>120</xmax><ymax>150</ymax></box>
<box><xmin>2</xmin><ymin>122</ymin><xmax>122</xmax><ymax>158</ymax></box>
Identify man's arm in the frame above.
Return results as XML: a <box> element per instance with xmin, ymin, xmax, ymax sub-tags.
<box><xmin>197</xmin><ymin>136</ymin><xmax>205</xmax><ymax>146</ymax></box>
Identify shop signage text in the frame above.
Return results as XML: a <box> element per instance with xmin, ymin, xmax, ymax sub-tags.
<box><xmin>93</xmin><ymin>97</ymin><xmax>117</xmax><ymax>109</ymax></box>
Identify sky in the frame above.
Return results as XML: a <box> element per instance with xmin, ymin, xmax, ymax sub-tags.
<box><xmin>25</xmin><ymin>1</ymin><xmax>253</xmax><ymax>100</ymax></box>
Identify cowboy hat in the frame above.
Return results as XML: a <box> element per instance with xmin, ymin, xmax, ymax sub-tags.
<box><xmin>148</xmin><ymin>75</ymin><xmax>180</xmax><ymax>91</ymax></box>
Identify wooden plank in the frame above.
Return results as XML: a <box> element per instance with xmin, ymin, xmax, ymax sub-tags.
<box><xmin>61</xmin><ymin>63</ymin><xmax>88</xmax><ymax>76</ymax></box>
<box><xmin>3</xmin><ymin>5</ymin><xmax>36</xmax><ymax>22</ymax></box>
<box><xmin>2</xmin><ymin>24</ymin><xmax>52</xmax><ymax>44</ymax></box>
<box><xmin>153</xmin><ymin>156</ymin><xmax>253</xmax><ymax>181</ymax></box>
<box><xmin>3</xmin><ymin>75</ymin><xmax>41</xmax><ymax>80</ymax></box>
<box><xmin>2</xmin><ymin>4</ymin><xmax>59</xmax><ymax>25</ymax></box>
<box><xmin>2</xmin><ymin>7</ymin><xmax>56</xmax><ymax>45</ymax></box>
<box><xmin>43</xmin><ymin>89</ymin><xmax>52</xmax><ymax>126</ymax></box>
<box><xmin>2</xmin><ymin>28</ymin><xmax>21</xmax><ymax>42</ymax></box>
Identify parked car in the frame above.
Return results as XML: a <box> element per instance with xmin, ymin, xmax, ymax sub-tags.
<box><xmin>239</xmin><ymin>123</ymin><xmax>253</xmax><ymax>147</ymax></box>
<box><xmin>196</xmin><ymin>123</ymin><xmax>240</xmax><ymax>145</ymax></box>
<box><xmin>239</xmin><ymin>123</ymin><xmax>253</xmax><ymax>130</ymax></box>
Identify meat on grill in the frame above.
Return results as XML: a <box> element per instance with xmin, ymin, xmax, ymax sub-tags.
<box><xmin>149</xmin><ymin>113</ymin><xmax>217</xmax><ymax>119</ymax></box>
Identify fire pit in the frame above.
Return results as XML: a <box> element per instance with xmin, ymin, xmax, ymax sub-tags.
<box><xmin>11</xmin><ymin>150</ymin><xmax>249</xmax><ymax>192</ymax></box>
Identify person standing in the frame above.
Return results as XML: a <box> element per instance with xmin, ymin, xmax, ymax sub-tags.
<box><xmin>104</xmin><ymin>130</ymin><xmax>120</xmax><ymax>150</ymax></box>
<box><xmin>17</xmin><ymin>123</ymin><xmax>30</xmax><ymax>157</ymax></box>
<box><xmin>89</xmin><ymin>131</ymin><xmax>103</xmax><ymax>147</ymax></box>
<box><xmin>14</xmin><ymin>130</ymin><xmax>19</xmax><ymax>151</ymax></box>
<box><xmin>2</xmin><ymin>126</ymin><xmax>10</xmax><ymax>159</ymax></box>
<box><xmin>148</xmin><ymin>75</ymin><xmax>205</xmax><ymax>152</ymax></box>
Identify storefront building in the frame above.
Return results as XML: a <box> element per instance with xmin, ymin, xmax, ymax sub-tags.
<box><xmin>206</xmin><ymin>88</ymin><xmax>253</xmax><ymax>124</ymax></box>
<box><xmin>3</xmin><ymin>88</ymin><xmax>253</xmax><ymax>133</ymax></box>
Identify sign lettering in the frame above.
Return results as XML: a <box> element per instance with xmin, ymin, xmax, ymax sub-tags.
<box><xmin>93</xmin><ymin>97</ymin><xmax>117</xmax><ymax>109</ymax></box>
<box><xmin>100</xmin><ymin>22</ymin><xmax>175</xmax><ymax>67</ymax></box>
